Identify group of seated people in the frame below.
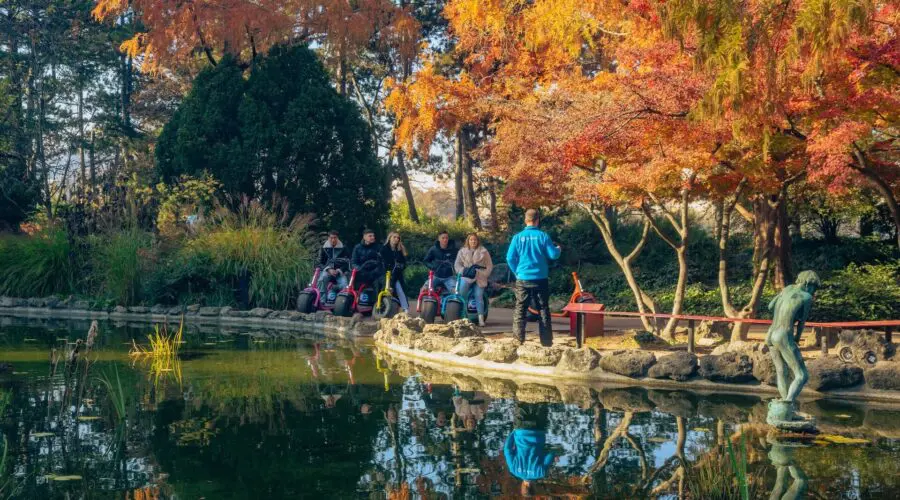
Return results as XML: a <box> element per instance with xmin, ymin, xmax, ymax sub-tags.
<box><xmin>316</xmin><ymin>228</ymin><xmax>494</xmax><ymax>325</ymax></box>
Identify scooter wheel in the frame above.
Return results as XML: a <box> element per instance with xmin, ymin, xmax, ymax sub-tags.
<box><xmin>333</xmin><ymin>295</ymin><xmax>352</xmax><ymax>317</ymax></box>
<box><xmin>444</xmin><ymin>300</ymin><xmax>463</xmax><ymax>323</ymax></box>
<box><xmin>420</xmin><ymin>300</ymin><xmax>438</xmax><ymax>324</ymax></box>
<box><xmin>375</xmin><ymin>298</ymin><xmax>400</xmax><ymax>319</ymax></box>
<box><xmin>296</xmin><ymin>292</ymin><xmax>316</xmax><ymax>314</ymax></box>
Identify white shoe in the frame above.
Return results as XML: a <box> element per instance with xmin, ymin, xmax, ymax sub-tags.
<box><xmin>478</xmin><ymin>314</ymin><xmax>485</xmax><ymax>327</ymax></box>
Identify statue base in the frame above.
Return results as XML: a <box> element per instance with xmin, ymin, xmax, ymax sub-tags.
<box><xmin>767</xmin><ymin>399</ymin><xmax>817</xmax><ymax>434</ymax></box>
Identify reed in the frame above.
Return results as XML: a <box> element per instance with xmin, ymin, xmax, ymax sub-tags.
<box><xmin>95</xmin><ymin>365</ymin><xmax>127</xmax><ymax>422</ymax></box>
<box><xmin>0</xmin><ymin>227</ymin><xmax>75</xmax><ymax>297</ymax></box>
<box><xmin>684</xmin><ymin>433</ymin><xmax>760</xmax><ymax>500</ymax></box>
<box><xmin>185</xmin><ymin>198</ymin><xmax>316</xmax><ymax>309</ymax></box>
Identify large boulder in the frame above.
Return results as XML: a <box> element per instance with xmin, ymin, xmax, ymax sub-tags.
<box><xmin>0</xmin><ymin>297</ymin><xmax>15</xmax><ymax>307</ymax></box>
<box><xmin>516</xmin><ymin>383</ymin><xmax>562</xmax><ymax>403</ymax></box>
<box><xmin>248</xmin><ymin>307</ymin><xmax>273</xmax><ymax>318</ymax></box>
<box><xmin>150</xmin><ymin>304</ymin><xmax>168</xmax><ymax>314</ymax></box>
<box><xmin>450</xmin><ymin>337</ymin><xmax>487</xmax><ymax>357</ymax></box>
<box><xmin>559</xmin><ymin>385</ymin><xmax>594</xmax><ymax>408</ymax></box>
<box><xmin>227</xmin><ymin>309</ymin><xmax>250</xmax><ymax>318</ymax></box>
<box><xmin>556</xmin><ymin>348</ymin><xmax>600</xmax><ymax>373</ymax></box>
<box><xmin>711</xmin><ymin>340</ymin><xmax>762</xmax><ymax>356</ymax></box>
<box><xmin>448</xmin><ymin>319</ymin><xmax>482</xmax><ymax>339</ymax></box>
<box><xmin>696</xmin><ymin>320</ymin><xmax>730</xmax><ymax>341</ymax></box>
<box><xmin>198</xmin><ymin>306</ymin><xmax>221</xmax><ymax>316</ymax></box>
<box><xmin>423</xmin><ymin>323</ymin><xmax>454</xmax><ymax>338</ymax></box>
<box><xmin>752</xmin><ymin>351</ymin><xmax>777</xmax><ymax>385</ymax></box>
<box><xmin>864</xmin><ymin>362</ymin><xmax>900</xmax><ymax>391</ymax></box>
<box><xmin>807</xmin><ymin>356</ymin><xmax>864</xmax><ymax>391</ymax></box>
<box><xmin>481</xmin><ymin>377</ymin><xmax>518</xmax><ymax>398</ymax></box>
<box><xmin>479</xmin><ymin>339</ymin><xmax>520</xmax><ymax>363</ymax></box>
<box><xmin>414</xmin><ymin>334</ymin><xmax>458</xmax><ymax>353</ymax></box>
<box><xmin>395</xmin><ymin>314</ymin><xmax>426</xmax><ymax>333</ymax></box>
<box><xmin>698</xmin><ymin>352</ymin><xmax>754</xmax><ymax>383</ymax></box>
<box><xmin>128</xmin><ymin>306</ymin><xmax>149</xmax><ymax>314</ymax></box>
<box><xmin>836</xmin><ymin>329</ymin><xmax>896</xmax><ymax>366</ymax></box>
<box><xmin>599</xmin><ymin>350</ymin><xmax>656</xmax><ymax>378</ymax></box>
<box><xmin>600</xmin><ymin>388</ymin><xmax>654</xmax><ymax>412</ymax></box>
<box><xmin>72</xmin><ymin>300</ymin><xmax>91</xmax><ymax>311</ymax></box>
<box><xmin>648</xmin><ymin>390</ymin><xmax>698</xmax><ymax>418</ymax></box>
<box><xmin>648</xmin><ymin>351</ymin><xmax>698</xmax><ymax>382</ymax></box>
<box><xmin>516</xmin><ymin>344</ymin><xmax>563</xmax><ymax>366</ymax></box>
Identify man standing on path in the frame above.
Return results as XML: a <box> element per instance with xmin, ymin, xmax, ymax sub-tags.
<box><xmin>507</xmin><ymin>209</ymin><xmax>561</xmax><ymax>346</ymax></box>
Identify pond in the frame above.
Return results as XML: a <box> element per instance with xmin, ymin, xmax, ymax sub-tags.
<box><xmin>0</xmin><ymin>318</ymin><xmax>899</xmax><ymax>499</ymax></box>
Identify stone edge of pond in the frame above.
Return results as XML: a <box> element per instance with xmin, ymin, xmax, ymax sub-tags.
<box><xmin>0</xmin><ymin>300</ymin><xmax>378</xmax><ymax>341</ymax></box>
<box><xmin>374</xmin><ymin>314</ymin><xmax>900</xmax><ymax>406</ymax></box>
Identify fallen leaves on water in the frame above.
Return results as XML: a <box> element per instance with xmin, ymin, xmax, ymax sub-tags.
<box><xmin>648</xmin><ymin>437</ymin><xmax>670</xmax><ymax>443</ymax></box>
<box><xmin>32</xmin><ymin>432</ymin><xmax>55</xmax><ymax>438</ymax></box>
<box><xmin>817</xmin><ymin>434</ymin><xmax>870</xmax><ymax>445</ymax></box>
<box><xmin>692</xmin><ymin>428</ymin><xmax>711</xmax><ymax>432</ymax></box>
<box><xmin>77</xmin><ymin>416</ymin><xmax>102</xmax><ymax>421</ymax></box>
<box><xmin>834</xmin><ymin>414</ymin><xmax>853</xmax><ymax>419</ymax></box>
<box><xmin>45</xmin><ymin>474</ymin><xmax>83</xmax><ymax>481</ymax></box>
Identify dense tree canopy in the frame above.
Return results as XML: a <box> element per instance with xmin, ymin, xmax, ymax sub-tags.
<box><xmin>156</xmin><ymin>45</ymin><xmax>388</xmax><ymax>238</ymax></box>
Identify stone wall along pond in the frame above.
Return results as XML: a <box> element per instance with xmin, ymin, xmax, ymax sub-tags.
<box><xmin>374</xmin><ymin>313</ymin><xmax>900</xmax><ymax>401</ymax></box>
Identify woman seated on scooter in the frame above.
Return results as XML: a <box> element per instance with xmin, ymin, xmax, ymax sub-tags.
<box><xmin>380</xmin><ymin>231</ymin><xmax>410</xmax><ymax>312</ymax></box>
<box><xmin>455</xmin><ymin>233</ymin><xmax>493</xmax><ymax>326</ymax></box>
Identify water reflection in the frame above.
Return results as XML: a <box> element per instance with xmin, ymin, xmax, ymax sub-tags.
<box><xmin>1</xmin><ymin>319</ymin><xmax>900</xmax><ymax>498</ymax></box>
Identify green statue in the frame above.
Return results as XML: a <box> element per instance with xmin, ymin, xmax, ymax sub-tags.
<box><xmin>767</xmin><ymin>438</ymin><xmax>809</xmax><ymax>500</ymax></box>
<box><xmin>765</xmin><ymin>270</ymin><xmax>820</xmax><ymax>431</ymax></box>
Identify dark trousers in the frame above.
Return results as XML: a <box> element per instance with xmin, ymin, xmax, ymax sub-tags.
<box><xmin>513</xmin><ymin>279</ymin><xmax>552</xmax><ymax>346</ymax></box>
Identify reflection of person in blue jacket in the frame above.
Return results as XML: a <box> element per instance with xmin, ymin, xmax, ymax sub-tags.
<box><xmin>504</xmin><ymin>403</ymin><xmax>554</xmax><ymax>496</ymax></box>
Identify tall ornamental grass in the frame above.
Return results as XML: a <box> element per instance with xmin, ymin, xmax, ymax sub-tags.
<box><xmin>89</xmin><ymin>229</ymin><xmax>153</xmax><ymax>306</ymax></box>
<box><xmin>186</xmin><ymin>199</ymin><xmax>316</xmax><ymax>309</ymax></box>
<box><xmin>0</xmin><ymin>227</ymin><xmax>75</xmax><ymax>297</ymax></box>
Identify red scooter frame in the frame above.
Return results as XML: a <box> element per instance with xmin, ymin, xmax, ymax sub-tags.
<box><xmin>334</xmin><ymin>268</ymin><xmax>376</xmax><ymax>316</ymax></box>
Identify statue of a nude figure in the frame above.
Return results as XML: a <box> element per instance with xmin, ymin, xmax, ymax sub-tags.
<box><xmin>766</xmin><ymin>271</ymin><xmax>820</xmax><ymax>403</ymax></box>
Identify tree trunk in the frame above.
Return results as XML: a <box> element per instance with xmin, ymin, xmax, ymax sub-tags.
<box><xmin>78</xmin><ymin>80</ymin><xmax>86</xmax><ymax>199</ymax></box>
<box><xmin>852</xmin><ymin>149</ymin><xmax>900</xmax><ymax>250</ymax></box>
<box><xmin>729</xmin><ymin>196</ymin><xmax>779</xmax><ymax>342</ymax></box>
<box><xmin>397</xmin><ymin>151</ymin><xmax>419</xmax><ymax>222</ymax></box>
<box><xmin>454</xmin><ymin>155</ymin><xmax>464</xmax><ymax>219</ymax></box>
<box><xmin>772</xmin><ymin>198</ymin><xmax>792</xmax><ymax>290</ymax></box>
<box><xmin>458</xmin><ymin>128</ymin><xmax>481</xmax><ymax>229</ymax></box>
<box><xmin>488</xmin><ymin>176</ymin><xmax>499</xmax><ymax>231</ymax></box>
<box><xmin>584</xmin><ymin>206</ymin><xmax>658</xmax><ymax>333</ymax></box>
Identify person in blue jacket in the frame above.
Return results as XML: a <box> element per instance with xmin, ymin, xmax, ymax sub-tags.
<box><xmin>504</xmin><ymin>403</ymin><xmax>554</xmax><ymax>496</ymax></box>
<box><xmin>506</xmin><ymin>209</ymin><xmax>561</xmax><ymax>346</ymax></box>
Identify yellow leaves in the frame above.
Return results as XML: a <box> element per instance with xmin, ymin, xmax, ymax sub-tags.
<box><xmin>91</xmin><ymin>0</ymin><xmax>128</xmax><ymax>22</ymax></box>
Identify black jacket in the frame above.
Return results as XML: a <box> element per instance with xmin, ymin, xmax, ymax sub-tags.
<box><xmin>318</xmin><ymin>240</ymin><xmax>349</xmax><ymax>272</ymax></box>
<box><xmin>423</xmin><ymin>240</ymin><xmax>458</xmax><ymax>279</ymax></box>
<box><xmin>351</xmin><ymin>240</ymin><xmax>385</xmax><ymax>284</ymax></box>
<box><xmin>380</xmin><ymin>245</ymin><xmax>407</xmax><ymax>283</ymax></box>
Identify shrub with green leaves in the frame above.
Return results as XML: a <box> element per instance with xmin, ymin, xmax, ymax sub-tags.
<box><xmin>814</xmin><ymin>262</ymin><xmax>900</xmax><ymax>322</ymax></box>
<box><xmin>0</xmin><ymin>227</ymin><xmax>75</xmax><ymax>297</ymax></box>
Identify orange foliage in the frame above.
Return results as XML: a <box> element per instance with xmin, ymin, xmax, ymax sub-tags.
<box><xmin>93</xmin><ymin>0</ymin><xmax>420</xmax><ymax>73</ymax></box>
<box><xmin>388</xmin><ymin>0</ymin><xmax>897</xmax><ymax>206</ymax></box>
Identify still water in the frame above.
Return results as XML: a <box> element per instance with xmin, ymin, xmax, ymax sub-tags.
<box><xmin>0</xmin><ymin>318</ymin><xmax>899</xmax><ymax>499</ymax></box>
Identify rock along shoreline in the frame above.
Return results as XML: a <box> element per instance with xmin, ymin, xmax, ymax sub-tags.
<box><xmin>374</xmin><ymin>313</ymin><xmax>900</xmax><ymax>406</ymax></box>
<box><xmin>0</xmin><ymin>296</ymin><xmax>378</xmax><ymax>341</ymax></box>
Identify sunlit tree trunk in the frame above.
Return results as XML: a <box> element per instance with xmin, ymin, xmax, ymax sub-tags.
<box><xmin>397</xmin><ymin>151</ymin><xmax>419</xmax><ymax>222</ymax></box>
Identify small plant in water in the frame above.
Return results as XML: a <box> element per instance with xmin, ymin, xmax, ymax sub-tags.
<box><xmin>95</xmin><ymin>365</ymin><xmax>127</xmax><ymax>422</ymax></box>
<box><xmin>684</xmin><ymin>433</ymin><xmax>761</xmax><ymax>500</ymax></box>
<box><xmin>130</xmin><ymin>321</ymin><xmax>184</xmax><ymax>388</ymax></box>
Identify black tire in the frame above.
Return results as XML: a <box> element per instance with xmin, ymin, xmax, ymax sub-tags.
<box><xmin>296</xmin><ymin>292</ymin><xmax>316</xmax><ymax>313</ymax></box>
<box><xmin>444</xmin><ymin>300</ymin><xmax>463</xmax><ymax>322</ymax></box>
<box><xmin>420</xmin><ymin>300</ymin><xmax>438</xmax><ymax>324</ymax></box>
<box><xmin>333</xmin><ymin>295</ymin><xmax>352</xmax><ymax>317</ymax></box>
<box><xmin>375</xmin><ymin>297</ymin><xmax>400</xmax><ymax>319</ymax></box>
